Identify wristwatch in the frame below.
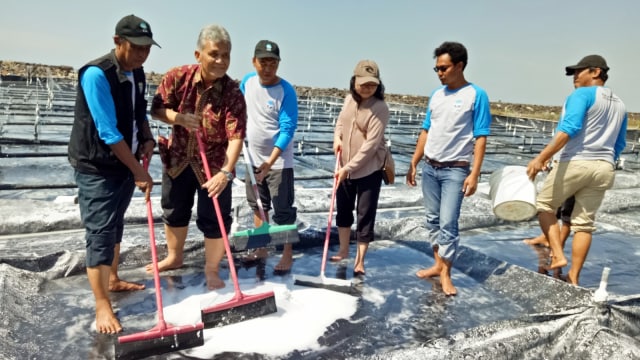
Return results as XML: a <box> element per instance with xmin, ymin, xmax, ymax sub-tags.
<box><xmin>220</xmin><ymin>169</ymin><xmax>234</xmax><ymax>181</ymax></box>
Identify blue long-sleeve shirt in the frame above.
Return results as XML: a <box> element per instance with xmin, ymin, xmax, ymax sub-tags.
<box><xmin>80</xmin><ymin>66</ymin><xmax>125</xmax><ymax>145</ymax></box>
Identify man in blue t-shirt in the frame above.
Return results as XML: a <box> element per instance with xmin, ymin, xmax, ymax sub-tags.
<box><xmin>406</xmin><ymin>41</ymin><xmax>492</xmax><ymax>296</ymax></box>
<box><xmin>527</xmin><ymin>54</ymin><xmax>627</xmax><ymax>286</ymax></box>
<box><xmin>239</xmin><ymin>40</ymin><xmax>298</xmax><ymax>273</ymax></box>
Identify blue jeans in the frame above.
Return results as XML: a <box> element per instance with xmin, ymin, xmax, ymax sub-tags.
<box><xmin>421</xmin><ymin>164</ymin><xmax>469</xmax><ymax>262</ymax></box>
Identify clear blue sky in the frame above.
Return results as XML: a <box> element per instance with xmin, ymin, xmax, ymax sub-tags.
<box><xmin>2</xmin><ymin>0</ymin><xmax>639</xmax><ymax>111</ymax></box>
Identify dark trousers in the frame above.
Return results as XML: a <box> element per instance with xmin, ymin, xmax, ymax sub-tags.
<box><xmin>335</xmin><ymin>170</ymin><xmax>383</xmax><ymax>243</ymax></box>
<box><xmin>161</xmin><ymin>166</ymin><xmax>232</xmax><ymax>239</ymax></box>
<box><xmin>245</xmin><ymin>167</ymin><xmax>297</xmax><ymax>225</ymax></box>
<box><xmin>75</xmin><ymin>170</ymin><xmax>135</xmax><ymax>267</ymax></box>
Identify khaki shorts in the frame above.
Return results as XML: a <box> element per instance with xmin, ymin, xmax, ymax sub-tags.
<box><xmin>536</xmin><ymin>160</ymin><xmax>615</xmax><ymax>233</ymax></box>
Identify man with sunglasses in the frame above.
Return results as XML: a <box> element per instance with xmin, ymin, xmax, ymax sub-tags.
<box><xmin>526</xmin><ymin>55</ymin><xmax>627</xmax><ymax>286</ymax></box>
<box><xmin>406</xmin><ymin>41</ymin><xmax>492</xmax><ymax>296</ymax></box>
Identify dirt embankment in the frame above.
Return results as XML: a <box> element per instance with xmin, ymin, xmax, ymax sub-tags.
<box><xmin>0</xmin><ymin>60</ymin><xmax>563</xmax><ymax>120</ymax></box>
<box><xmin>0</xmin><ymin>60</ymin><xmax>165</xmax><ymax>89</ymax></box>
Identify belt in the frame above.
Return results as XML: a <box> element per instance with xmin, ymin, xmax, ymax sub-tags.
<box><xmin>425</xmin><ymin>156</ymin><xmax>470</xmax><ymax>168</ymax></box>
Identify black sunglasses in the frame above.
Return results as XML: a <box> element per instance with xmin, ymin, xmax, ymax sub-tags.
<box><xmin>433</xmin><ymin>65</ymin><xmax>452</xmax><ymax>73</ymax></box>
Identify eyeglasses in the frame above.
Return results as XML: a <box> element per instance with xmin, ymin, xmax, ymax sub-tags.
<box><xmin>433</xmin><ymin>65</ymin><xmax>452</xmax><ymax>73</ymax></box>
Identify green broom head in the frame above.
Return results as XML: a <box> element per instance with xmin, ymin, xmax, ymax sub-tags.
<box><xmin>231</xmin><ymin>223</ymin><xmax>299</xmax><ymax>251</ymax></box>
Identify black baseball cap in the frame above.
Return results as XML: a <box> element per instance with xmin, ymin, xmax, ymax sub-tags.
<box><xmin>115</xmin><ymin>14</ymin><xmax>160</xmax><ymax>47</ymax></box>
<box><xmin>565</xmin><ymin>54</ymin><xmax>608</xmax><ymax>75</ymax></box>
<box><xmin>254</xmin><ymin>40</ymin><xmax>280</xmax><ymax>60</ymax></box>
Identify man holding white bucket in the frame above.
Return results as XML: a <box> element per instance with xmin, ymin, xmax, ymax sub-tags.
<box><xmin>526</xmin><ymin>55</ymin><xmax>627</xmax><ymax>285</ymax></box>
<box><xmin>407</xmin><ymin>41</ymin><xmax>492</xmax><ymax>296</ymax></box>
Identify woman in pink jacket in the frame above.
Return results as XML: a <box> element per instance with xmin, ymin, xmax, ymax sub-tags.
<box><xmin>330</xmin><ymin>60</ymin><xmax>390</xmax><ymax>276</ymax></box>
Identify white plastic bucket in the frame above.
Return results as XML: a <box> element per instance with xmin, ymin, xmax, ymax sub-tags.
<box><xmin>489</xmin><ymin>166</ymin><xmax>537</xmax><ymax>221</ymax></box>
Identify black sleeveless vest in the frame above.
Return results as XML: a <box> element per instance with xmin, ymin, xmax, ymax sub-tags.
<box><xmin>68</xmin><ymin>50</ymin><xmax>148</xmax><ymax>176</ymax></box>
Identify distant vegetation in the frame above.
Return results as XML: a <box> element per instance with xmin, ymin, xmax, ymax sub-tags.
<box><xmin>2</xmin><ymin>60</ymin><xmax>638</xmax><ymax>129</ymax></box>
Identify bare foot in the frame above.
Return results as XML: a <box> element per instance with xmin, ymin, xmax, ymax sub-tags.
<box><xmin>109</xmin><ymin>278</ymin><xmax>145</xmax><ymax>292</ymax></box>
<box><xmin>566</xmin><ymin>270</ymin><xmax>579</xmax><ymax>285</ymax></box>
<box><xmin>440</xmin><ymin>273</ymin><xmax>457</xmax><ymax>296</ymax></box>
<box><xmin>416</xmin><ymin>265</ymin><xmax>442</xmax><ymax>279</ymax></box>
<box><xmin>274</xmin><ymin>256</ymin><xmax>293</xmax><ymax>272</ymax></box>
<box><xmin>330</xmin><ymin>251</ymin><xmax>349</xmax><ymax>262</ymax></box>
<box><xmin>523</xmin><ymin>235</ymin><xmax>549</xmax><ymax>247</ymax></box>
<box><xmin>205</xmin><ymin>263</ymin><xmax>225</xmax><ymax>290</ymax></box>
<box><xmin>547</xmin><ymin>255</ymin><xmax>568</xmax><ymax>270</ymax></box>
<box><xmin>145</xmin><ymin>257</ymin><xmax>183</xmax><ymax>274</ymax></box>
<box><xmin>353</xmin><ymin>258</ymin><xmax>365</xmax><ymax>276</ymax></box>
<box><xmin>95</xmin><ymin>299</ymin><xmax>122</xmax><ymax>334</ymax></box>
<box><xmin>353</xmin><ymin>268</ymin><xmax>366</xmax><ymax>277</ymax></box>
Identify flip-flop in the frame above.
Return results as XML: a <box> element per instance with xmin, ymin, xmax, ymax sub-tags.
<box><xmin>329</xmin><ymin>255</ymin><xmax>347</xmax><ymax>262</ymax></box>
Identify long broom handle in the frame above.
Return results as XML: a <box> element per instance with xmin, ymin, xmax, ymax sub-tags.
<box><xmin>196</xmin><ymin>129</ymin><xmax>243</xmax><ymax>297</ymax></box>
<box><xmin>242</xmin><ymin>142</ymin><xmax>268</xmax><ymax>223</ymax></box>
<box><xmin>143</xmin><ymin>156</ymin><xmax>168</xmax><ymax>330</ymax></box>
<box><xmin>320</xmin><ymin>151</ymin><xmax>341</xmax><ymax>276</ymax></box>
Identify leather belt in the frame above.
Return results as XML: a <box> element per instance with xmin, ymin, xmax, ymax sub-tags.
<box><xmin>425</xmin><ymin>156</ymin><xmax>469</xmax><ymax>168</ymax></box>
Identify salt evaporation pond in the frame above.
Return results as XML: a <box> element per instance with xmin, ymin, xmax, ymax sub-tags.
<box><xmin>1</xmin><ymin>77</ymin><xmax>639</xmax><ymax>359</ymax></box>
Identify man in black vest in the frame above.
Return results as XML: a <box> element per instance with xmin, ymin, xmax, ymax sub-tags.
<box><xmin>68</xmin><ymin>14</ymin><xmax>160</xmax><ymax>334</ymax></box>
